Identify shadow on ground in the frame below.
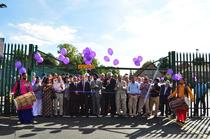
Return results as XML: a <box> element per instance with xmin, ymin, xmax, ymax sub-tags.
<box><xmin>0</xmin><ymin>116</ymin><xmax>209</xmax><ymax>138</ymax></box>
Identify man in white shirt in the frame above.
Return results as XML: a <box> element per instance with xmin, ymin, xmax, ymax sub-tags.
<box><xmin>53</xmin><ymin>75</ymin><xmax>65</xmax><ymax>116</ymax></box>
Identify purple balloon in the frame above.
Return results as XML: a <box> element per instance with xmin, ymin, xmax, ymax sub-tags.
<box><xmin>58</xmin><ymin>54</ymin><xmax>65</xmax><ymax>61</ymax></box>
<box><xmin>108</xmin><ymin>48</ymin><xmax>113</xmax><ymax>56</ymax></box>
<box><xmin>138</xmin><ymin>56</ymin><xmax>143</xmax><ymax>62</ymax></box>
<box><xmin>63</xmin><ymin>57</ymin><xmax>70</xmax><ymax>64</ymax></box>
<box><xmin>37</xmin><ymin>57</ymin><xmax>44</xmax><ymax>63</ymax></box>
<box><xmin>172</xmin><ymin>73</ymin><xmax>182</xmax><ymax>81</ymax></box>
<box><xmin>113</xmin><ymin>59</ymin><xmax>119</xmax><ymax>65</ymax></box>
<box><xmin>90</xmin><ymin>51</ymin><xmax>96</xmax><ymax>58</ymax></box>
<box><xmin>19</xmin><ymin>67</ymin><xmax>27</xmax><ymax>75</ymax></box>
<box><xmin>177</xmin><ymin>73</ymin><xmax>182</xmax><ymax>80</ymax></box>
<box><xmin>83</xmin><ymin>47</ymin><xmax>91</xmax><ymax>55</ymax></box>
<box><xmin>34</xmin><ymin>52</ymin><xmax>41</xmax><ymax>60</ymax></box>
<box><xmin>85</xmin><ymin>60</ymin><xmax>92</xmax><ymax>65</ymax></box>
<box><xmin>60</xmin><ymin>48</ymin><xmax>67</xmax><ymax>56</ymax></box>
<box><xmin>167</xmin><ymin>69</ymin><xmax>173</xmax><ymax>75</ymax></box>
<box><xmin>133</xmin><ymin>58</ymin><xmax>137</xmax><ymax>62</ymax></box>
<box><xmin>15</xmin><ymin>61</ymin><xmax>22</xmax><ymax>69</ymax></box>
<box><xmin>104</xmin><ymin>56</ymin><xmax>110</xmax><ymax>62</ymax></box>
<box><xmin>84</xmin><ymin>54</ymin><xmax>92</xmax><ymax>61</ymax></box>
<box><xmin>172</xmin><ymin>74</ymin><xmax>176</xmax><ymax>80</ymax></box>
<box><xmin>134</xmin><ymin>61</ymin><xmax>140</xmax><ymax>66</ymax></box>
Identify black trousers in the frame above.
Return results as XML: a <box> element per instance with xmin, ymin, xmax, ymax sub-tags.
<box><xmin>101</xmin><ymin>92</ymin><xmax>116</xmax><ymax>115</ymax></box>
<box><xmin>80</xmin><ymin>93</ymin><xmax>91</xmax><ymax>116</ymax></box>
<box><xmin>194</xmin><ymin>95</ymin><xmax>206</xmax><ymax>116</ymax></box>
<box><xmin>160</xmin><ymin>96</ymin><xmax>171</xmax><ymax>116</ymax></box>
<box><xmin>69</xmin><ymin>93</ymin><xmax>80</xmax><ymax>116</ymax></box>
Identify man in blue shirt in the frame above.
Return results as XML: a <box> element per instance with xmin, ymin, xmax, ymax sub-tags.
<box><xmin>127</xmin><ymin>76</ymin><xmax>140</xmax><ymax>117</ymax></box>
<box><xmin>194</xmin><ymin>79</ymin><xmax>207</xmax><ymax>116</ymax></box>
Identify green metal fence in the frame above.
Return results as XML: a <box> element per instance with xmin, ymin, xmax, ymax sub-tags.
<box><xmin>169</xmin><ymin>51</ymin><xmax>210</xmax><ymax>117</ymax></box>
<box><xmin>0</xmin><ymin>42</ymin><xmax>37</xmax><ymax>115</ymax></box>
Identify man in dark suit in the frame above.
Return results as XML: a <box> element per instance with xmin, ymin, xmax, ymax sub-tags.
<box><xmin>159</xmin><ymin>80</ymin><xmax>172</xmax><ymax>116</ymax></box>
<box><xmin>78</xmin><ymin>74</ymin><xmax>91</xmax><ymax>117</ymax></box>
<box><xmin>69</xmin><ymin>76</ymin><xmax>80</xmax><ymax>117</ymax></box>
<box><xmin>106</xmin><ymin>72</ymin><xmax>117</xmax><ymax>117</ymax></box>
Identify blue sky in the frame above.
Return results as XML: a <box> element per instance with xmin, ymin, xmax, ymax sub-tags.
<box><xmin>1</xmin><ymin>0</ymin><xmax>210</xmax><ymax>72</ymax></box>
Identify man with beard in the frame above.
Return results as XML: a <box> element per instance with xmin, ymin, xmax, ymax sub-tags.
<box><xmin>12</xmin><ymin>72</ymin><xmax>35</xmax><ymax>124</ymax></box>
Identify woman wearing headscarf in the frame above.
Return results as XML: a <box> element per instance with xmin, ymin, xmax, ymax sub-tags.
<box><xmin>169</xmin><ymin>78</ymin><xmax>194</xmax><ymax>125</ymax></box>
<box><xmin>11</xmin><ymin>73</ymin><xmax>34</xmax><ymax>124</ymax></box>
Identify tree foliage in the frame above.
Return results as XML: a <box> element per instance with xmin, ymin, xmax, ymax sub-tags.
<box><xmin>159</xmin><ymin>57</ymin><xmax>169</xmax><ymax>70</ymax></box>
<box><xmin>41</xmin><ymin>53</ymin><xmax>58</xmax><ymax>66</ymax></box>
<box><xmin>141</xmin><ymin>61</ymin><xmax>154</xmax><ymax>69</ymax></box>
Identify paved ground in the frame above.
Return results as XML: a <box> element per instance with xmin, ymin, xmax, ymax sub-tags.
<box><xmin>0</xmin><ymin>116</ymin><xmax>209</xmax><ymax>139</ymax></box>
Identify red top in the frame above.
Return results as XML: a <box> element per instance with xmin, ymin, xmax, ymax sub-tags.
<box><xmin>12</xmin><ymin>80</ymin><xmax>33</xmax><ymax>110</ymax></box>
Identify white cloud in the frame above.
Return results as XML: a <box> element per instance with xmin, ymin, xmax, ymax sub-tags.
<box><xmin>9</xmin><ymin>23</ymin><xmax>77</xmax><ymax>46</ymax></box>
<box><xmin>5</xmin><ymin>0</ymin><xmax>210</xmax><ymax>72</ymax></box>
<box><xmin>101</xmin><ymin>34</ymin><xmax>113</xmax><ymax>40</ymax></box>
<box><xmin>99</xmin><ymin>0</ymin><xmax>210</xmax><ymax>68</ymax></box>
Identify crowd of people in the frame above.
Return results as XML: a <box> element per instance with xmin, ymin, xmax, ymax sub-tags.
<box><xmin>30</xmin><ymin>72</ymin><xmax>174</xmax><ymax>118</ymax></box>
<box><xmin>11</xmin><ymin>71</ymin><xmax>207</xmax><ymax>126</ymax></box>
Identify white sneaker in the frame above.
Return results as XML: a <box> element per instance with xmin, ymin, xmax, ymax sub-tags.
<box><xmin>17</xmin><ymin>121</ymin><xmax>21</xmax><ymax>125</ymax></box>
<box><xmin>33</xmin><ymin>121</ymin><xmax>38</xmax><ymax>124</ymax></box>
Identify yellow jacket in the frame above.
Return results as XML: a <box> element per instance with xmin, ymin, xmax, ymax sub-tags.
<box><xmin>171</xmin><ymin>84</ymin><xmax>194</xmax><ymax>102</ymax></box>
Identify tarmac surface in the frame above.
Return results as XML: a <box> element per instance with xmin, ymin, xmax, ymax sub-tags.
<box><xmin>0</xmin><ymin>116</ymin><xmax>209</xmax><ymax>139</ymax></box>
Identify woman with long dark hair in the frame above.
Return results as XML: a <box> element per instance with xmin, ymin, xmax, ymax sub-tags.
<box><xmin>42</xmin><ymin>78</ymin><xmax>54</xmax><ymax>117</ymax></box>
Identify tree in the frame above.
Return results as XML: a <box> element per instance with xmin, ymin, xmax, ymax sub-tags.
<box><xmin>141</xmin><ymin>61</ymin><xmax>154</xmax><ymax>69</ymax></box>
<box><xmin>41</xmin><ymin>53</ymin><xmax>58</xmax><ymax>66</ymax></box>
<box><xmin>159</xmin><ymin>57</ymin><xmax>169</xmax><ymax>70</ymax></box>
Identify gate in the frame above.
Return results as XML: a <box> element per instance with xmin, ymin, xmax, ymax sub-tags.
<box><xmin>0</xmin><ymin>40</ymin><xmax>37</xmax><ymax>115</ymax></box>
<box><xmin>169</xmin><ymin>51</ymin><xmax>209</xmax><ymax>117</ymax></box>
